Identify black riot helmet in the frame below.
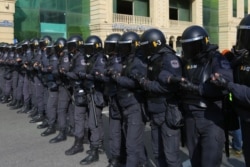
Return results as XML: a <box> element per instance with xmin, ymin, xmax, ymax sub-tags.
<box><xmin>118</xmin><ymin>31</ymin><xmax>140</xmax><ymax>56</ymax></box>
<box><xmin>67</xmin><ymin>35</ymin><xmax>84</xmax><ymax>53</ymax></box>
<box><xmin>30</xmin><ymin>38</ymin><xmax>40</xmax><ymax>50</ymax></box>
<box><xmin>16</xmin><ymin>42</ymin><xmax>23</xmax><ymax>54</ymax></box>
<box><xmin>39</xmin><ymin>35</ymin><xmax>52</xmax><ymax>48</ymax></box>
<box><xmin>21</xmin><ymin>39</ymin><xmax>30</xmax><ymax>51</ymax></box>
<box><xmin>54</xmin><ymin>37</ymin><xmax>67</xmax><ymax>54</ymax></box>
<box><xmin>46</xmin><ymin>41</ymin><xmax>55</xmax><ymax>56</ymax></box>
<box><xmin>84</xmin><ymin>35</ymin><xmax>103</xmax><ymax>55</ymax></box>
<box><xmin>235</xmin><ymin>14</ymin><xmax>250</xmax><ymax>51</ymax></box>
<box><xmin>7</xmin><ymin>44</ymin><xmax>13</xmax><ymax>51</ymax></box>
<box><xmin>180</xmin><ymin>25</ymin><xmax>209</xmax><ymax>61</ymax></box>
<box><xmin>140</xmin><ymin>28</ymin><xmax>166</xmax><ymax>56</ymax></box>
<box><xmin>104</xmin><ymin>33</ymin><xmax>121</xmax><ymax>55</ymax></box>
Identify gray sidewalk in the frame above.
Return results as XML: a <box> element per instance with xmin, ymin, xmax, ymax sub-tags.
<box><xmin>0</xmin><ymin>104</ymin><xmax>246</xmax><ymax>167</ymax></box>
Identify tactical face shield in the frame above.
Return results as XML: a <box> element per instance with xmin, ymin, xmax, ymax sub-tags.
<box><xmin>104</xmin><ymin>42</ymin><xmax>116</xmax><ymax>55</ymax></box>
<box><xmin>236</xmin><ymin>26</ymin><xmax>250</xmax><ymax>51</ymax></box>
<box><xmin>181</xmin><ymin>37</ymin><xmax>204</xmax><ymax>61</ymax></box>
<box><xmin>84</xmin><ymin>43</ymin><xmax>94</xmax><ymax>55</ymax></box>
<box><xmin>67</xmin><ymin>42</ymin><xmax>77</xmax><ymax>53</ymax></box>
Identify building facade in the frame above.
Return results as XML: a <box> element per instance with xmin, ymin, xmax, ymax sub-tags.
<box><xmin>1</xmin><ymin>0</ymin><xmax>250</xmax><ymax>52</ymax></box>
<box><xmin>0</xmin><ymin>0</ymin><xmax>16</xmax><ymax>43</ymax></box>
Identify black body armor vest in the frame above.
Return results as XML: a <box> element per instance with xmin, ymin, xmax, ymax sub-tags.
<box><xmin>234</xmin><ymin>56</ymin><xmax>250</xmax><ymax>86</ymax></box>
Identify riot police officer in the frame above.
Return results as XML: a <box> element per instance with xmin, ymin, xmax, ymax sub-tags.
<box><xmin>108</xmin><ymin>31</ymin><xmax>148</xmax><ymax>167</ymax></box>
<box><xmin>210</xmin><ymin>14</ymin><xmax>250</xmax><ymax>167</ymax></box>
<box><xmin>95</xmin><ymin>33</ymin><xmax>126</xmax><ymax>167</ymax></box>
<box><xmin>179</xmin><ymin>25</ymin><xmax>233</xmax><ymax>167</ymax></box>
<box><xmin>64</xmin><ymin>35</ymin><xmax>86</xmax><ymax>155</ymax></box>
<box><xmin>34</xmin><ymin>36</ymin><xmax>52</xmax><ymax>129</ymax></box>
<box><xmin>10</xmin><ymin>43</ymin><xmax>24</xmax><ymax>110</ymax></box>
<box><xmin>1</xmin><ymin>44</ymin><xmax>13</xmax><ymax>104</ymax></box>
<box><xmin>17</xmin><ymin>40</ymin><xmax>32</xmax><ymax>113</ymax></box>
<box><xmin>77</xmin><ymin>35</ymin><xmax>106</xmax><ymax>165</ymax></box>
<box><xmin>135</xmin><ymin>28</ymin><xmax>183</xmax><ymax>167</ymax></box>
<box><xmin>49</xmin><ymin>36</ymin><xmax>74</xmax><ymax>143</ymax></box>
<box><xmin>7</xmin><ymin>44</ymin><xmax>18</xmax><ymax>107</ymax></box>
<box><xmin>40</xmin><ymin>39</ymin><xmax>61</xmax><ymax>137</ymax></box>
<box><xmin>29</xmin><ymin>38</ymin><xmax>46</xmax><ymax>123</ymax></box>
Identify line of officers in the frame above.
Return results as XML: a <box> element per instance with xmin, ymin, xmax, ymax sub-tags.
<box><xmin>1</xmin><ymin>15</ymin><xmax>250</xmax><ymax>167</ymax></box>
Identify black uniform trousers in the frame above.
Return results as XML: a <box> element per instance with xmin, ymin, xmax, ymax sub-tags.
<box><xmin>184</xmin><ymin>109</ymin><xmax>225</xmax><ymax>167</ymax></box>
<box><xmin>150</xmin><ymin>112</ymin><xmax>182</xmax><ymax>167</ymax></box>
<box><xmin>122</xmin><ymin>103</ymin><xmax>146</xmax><ymax>167</ymax></box>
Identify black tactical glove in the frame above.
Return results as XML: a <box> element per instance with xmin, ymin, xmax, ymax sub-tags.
<box><xmin>105</xmin><ymin>68</ymin><xmax>113</xmax><ymax>76</ymax></box>
<box><xmin>167</xmin><ymin>76</ymin><xmax>183</xmax><ymax>84</ymax></box>
<box><xmin>110</xmin><ymin>70</ymin><xmax>121</xmax><ymax>80</ymax></box>
<box><xmin>210</xmin><ymin>73</ymin><xmax>229</xmax><ymax>88</ymax></box>
<box><xmin>94</xmin><ymin>71</ymin><xmax>104</xmax><ymax>80</ymax></box>
<box><xmin>78</xmin><ymin>72</ymin><xmax>87</xmax><ymax>78</ymax></box>
<box><xmin>130</xmin><ymin>72</ymin><xmax>146</xmax><ymax>85</ymax></box>
<box><xmin>180</xmin><ymin>79</ymin><xmax>199</xmax><ymax>93</ymax></box>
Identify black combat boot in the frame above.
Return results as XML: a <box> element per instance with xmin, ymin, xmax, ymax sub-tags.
<box><xmin>86</xmin><ymin>140</ymin><xmax>105</xmax><ymax>154</ymax></box>
<box><xmin>41</xmin><ymin>125</ymin><xmax>56</xmax><ymax>137</ymax></box>
<box><xmin>1</xmin><ymin>96</ymin><xmax>9</xmax><ymax>104</ymax></box>
<box><xmin>27</xmin><ymin>106</ymin><xmax>37</xmax><ymax>114</ymax></box>
<box><xmin>28</xmin><ymin>108</ymin><xmax>38</xmax><ymax>118</ymax></box>
<box><xmin>49</xmin><ymin>129</ymin><xmax>67</xmax><ymax>143</ymax></box>
<box><xmin>29</xmin><ymin>113</ymin><xmax>44</xmax><ymax>123</ymax></box>
<box><xmin>37</xmin><ymin>118</ymin><xmax>48</xmax><ymax>129</ymax></box>
<box><xmin>107</xmin><ymin>156</ymin><xmax>121</xmax><ymax>167</ymax></box>
<box><xmin>80</xmin><ymin>146</ymin><xmax>99</xmax><ymax>165</ymax></box>
<box><xmin>10</xmin><ymin>100</ymin><xmax>23</xmax><ymax>110</ymax></box>
<box><xmin>65</xmin><ymin>137</ymin><xmax>84</xmax><ymax>155</ymax></box>
<box><xmin>17</xmin><ymin>103</ymin><xmax>30</xmax><ymax>114</ymax></box>
<box><xmin>7</xmin><ymin>98</ymin><xmax>17</xmax><ymax>107</ymax></box>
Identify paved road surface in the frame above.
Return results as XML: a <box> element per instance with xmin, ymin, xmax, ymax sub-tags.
<box><xmin>0</xmin><ymin>104</ymin><xmax>246</xmax><ymax>167</ymax></box>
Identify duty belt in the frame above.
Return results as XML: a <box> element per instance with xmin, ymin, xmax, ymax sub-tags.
<box><xmin>183</xmin><ymin>99</ymin><xmax>207</xmax><ymax>108</ymax></box>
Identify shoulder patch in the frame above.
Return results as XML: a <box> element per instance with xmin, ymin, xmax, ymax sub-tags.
<box><xmin>100</xmin><ymin>58</ymin><xmax>105</xmax><ymax>64</ymax></box>
<box><xmin>115</xmin><ymin>57</ymin><xmax>119</xmax><ymax>63</ymax></box>
<box><xmin>220</xmin><ymin>60</ymin><xmax>230</xmax><ymax>69</ymax></box>
<box><xmin>63</xmin><ymin>57</ymin><xmax>69</xmax><ymax>63</ymax></box>
<box><xmin>170</xmin><ymin>60</ymin><xmax>180</xmax><ymax>68</ymax></box>
<box><xmin>81</xmin><ymin>59</ymin><xmax>86</xmax><ymax>65</ymax></box>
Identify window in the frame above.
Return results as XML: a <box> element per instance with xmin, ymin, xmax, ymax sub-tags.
<box><xmin>169</xmin><ymin>0</ymin><xmax>191</xmax><ymax>21</ymax></box>
<box><xmin>114</xmin><ymin>0</ymin><xmax>149</xmax><ymax>17</ymax></box>
<box><xmin>117</xmin><ymin>0</ymin><xmax>132</xmax><ymax>15</ymax></box>
<box><xmin>40</xmin><ymin>10</ymin><xmax>66</xmax><ymax>24</ymax></box>
<box><xmin>245</xmin><ymin>0</ymin><xmax>248</xmax><ymax>16</ymax></box>
<box><xmin>169</xmin><ymin>8</ymin><xmax>178</xmax><ymax>20</ymax></box>
<box><xmin>233</xmin><ymin>0</ymin><xmax>237</xmax><ymax>17</ymax></box>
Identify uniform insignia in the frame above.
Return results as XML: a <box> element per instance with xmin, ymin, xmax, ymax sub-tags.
<box><xmin>170</xmin><ymin>60</ymin><xmax>179</xmax><ymax>68</ymax></box>
<box><xmin>220</xmin><ymin>60</ymin><xmax>230</xmax><ymax>69</ymax></box>
<box><xmin>81</xmin><ymin>59</ymin><xmax>86</xmax><ymax>65</ymax></box>
<box><xmin>63</xmin><ymin>57</ymin><xmax>69</xmax><ymax>62</ymax></box>
<box><xmin>100</xmin><ymin>58</ymin><xmax>105</xmax><ymax>64</ymax></box>
<box><xmin>148</xmin><ymin>66</ymin><xmax>153</xmax><ymax>71</ymax></box>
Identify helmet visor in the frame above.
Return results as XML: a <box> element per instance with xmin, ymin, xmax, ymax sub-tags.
<box><xmin>84</xmin><ymin>45</ymin><xmax>94</xmax><ymax>55</ymax></box>
<box><xmin>118</xmin><ymin>43</ymin><xmax>131</xmax><ymax>56</ymax></box>
<box><xmin>182</xmin><ymin>40</ymin><xmax>203</xmax><ymax>61</ymax></box>
<box><xmin>67</xmin><ymin>42</ymin><xmax>76</xmax><ymax>53</ymax></box>
<box><xmin>236</xmin><ymin>28</ymin><xmax>250</xmax><ymax>50</ymax></box>
<box><xmin>104</xmin><ymin>43</ymin><xmax>116</xmax><ymax>55</ymax></box>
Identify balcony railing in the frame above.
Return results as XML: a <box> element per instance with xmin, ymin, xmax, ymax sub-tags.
<box><xmin>113</xmin><ymin>13</ymin><xmax>152</xmax><ymax>25</ymax></box>
<box><xmin>169</xmin><ymin>20</ymin><xmax>193</xmax><ymax>27</ymax></box>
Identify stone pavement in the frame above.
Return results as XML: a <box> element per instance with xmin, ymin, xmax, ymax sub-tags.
<box><xmin>0</xmin><ymin>104</ymin><xmax>246</xmax><ymax>167</ymax></box>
